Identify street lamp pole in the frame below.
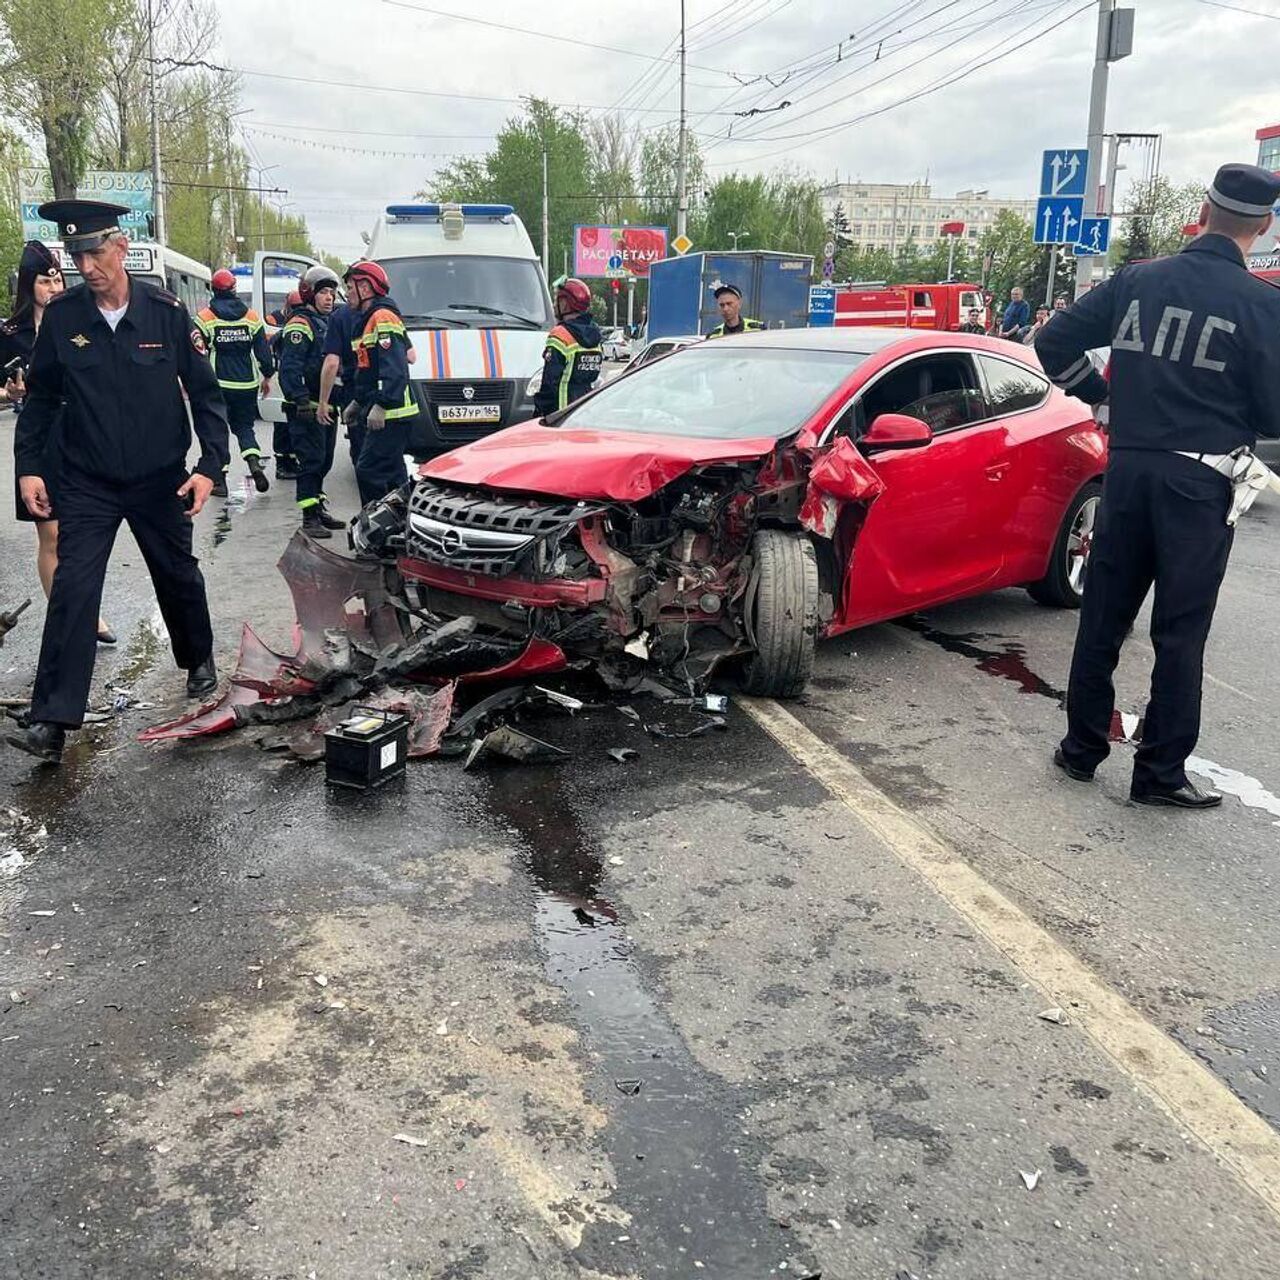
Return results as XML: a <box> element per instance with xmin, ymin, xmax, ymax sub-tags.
<box><xmin>676</xmin><ymin>0</ymin><xmax>688</xmax><ymax>242</ymax></box>
<box><xmin>146</xmin><ymin>0</ymin><xmax>165</xmax><ymax>245</ymax></box>
<box><xmin>727</xmin><ymin>231</ymin><xmax>749</xmax><ymax>250</ymax></box>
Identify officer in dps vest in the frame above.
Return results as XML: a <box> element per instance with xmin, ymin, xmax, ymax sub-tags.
<box><xmin>533</xmin><ymin>277</ymin><xmax>603</xmax><ymax>416</ymax></box>
<box><xmin>196</xmin><ymin>269</ymin><xmax>275</xmax><ymax>495</ymax></box>
<box><xmin>707</xmin><ymin>282</ymin><xmax>764</xmax><ymax>337</ymax></box>
<box><xmin>1036</xmin><ymin>163</ymin><xmax>1280</xmax><ymax>809</ymax></box>
<box><xmin>279</xmin><ymin>266</ymin><xmax>345</xmax><ymax>538</ymax></box>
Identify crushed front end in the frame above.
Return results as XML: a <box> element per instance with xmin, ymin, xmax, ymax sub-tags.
<box><xmin>361</xmin><ymin>464</ymin><xmax>807</xmax><ymax>685</ymax></box>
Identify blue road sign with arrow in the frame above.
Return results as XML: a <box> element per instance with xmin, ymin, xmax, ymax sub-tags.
<box><xmin>1072</xmin><ymin>216</ymin><xmax>1112</xmax><ymax>257</ymax></box>
<box><xmin>1035</xmin><ymin>196</ymin><xmax>1084</xmax><ymax>245</ymax></box>
<box><xmin>1040</xmin><ymin>149</ymin><xmax>1088</xmax><ymax>199</ymax></box>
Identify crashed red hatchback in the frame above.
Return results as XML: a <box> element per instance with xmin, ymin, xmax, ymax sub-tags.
<box><xmin>353</xmin><ymin>328</ymin><xmax>1106</xmax><ymax>697</ymax></box>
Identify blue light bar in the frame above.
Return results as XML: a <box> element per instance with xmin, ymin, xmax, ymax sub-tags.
<box><xmin>385</xmin><ymin>203</ymin><xmax>514</xmax><ymax>219</ymax></box>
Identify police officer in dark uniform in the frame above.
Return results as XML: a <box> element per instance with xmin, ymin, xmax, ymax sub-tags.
<box><xmin>1036</xmin><ymin>163</ymin><xmax>1280</xmax><ymax>809</ymax></box>
<box><xmin>533</xmin><ymin>277</ymin><xmax>603</xmax><ymax>417</ymax></box>
<box><xmin>266</xmin><ymin>288</ymin><xmax>302</xmax><ymax>479</ymax></box>
<box><xmin>707</xmin><ymin>283</ymin><xmax>764</xmax><ymax>337</ymax></box>
<box><xmin>8</xmin><ymin>200</ymin><xmax>229</xmax><ymax>764</ymax></box>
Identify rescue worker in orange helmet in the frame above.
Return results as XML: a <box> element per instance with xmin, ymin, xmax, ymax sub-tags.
<box><xmin>533</xmin><ymin>277</ymin><xmax>603</xmax><ymax>417</ymax></box>
<box><xmin>344</xmin><ymin>259</ymin><xmax>418</xmax><ymax>506</ymax></box>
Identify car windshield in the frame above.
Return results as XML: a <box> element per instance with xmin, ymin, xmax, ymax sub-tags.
<box><xmin>380</xmin><ymin>256</ymin><xmax>553</xmax><ymax>328</ymax></box>
<box><xmin>559</xmin><ymin>344</ymin><xmax>865</xmax><ymax>439</ymax></box>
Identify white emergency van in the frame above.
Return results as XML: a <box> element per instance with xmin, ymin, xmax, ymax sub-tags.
<box><xmin>361</xmin><ymin>202</ymin><xmax>552</xmax><ymax>452</ymax></box>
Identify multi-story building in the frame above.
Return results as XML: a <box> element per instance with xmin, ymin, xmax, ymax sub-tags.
<box><xmin>1257</xmin><ymin>123</ymin><xmax>1280</xmax><ymax>174</ymax></box>
<box><xmin>1250</xmin><ymin>124</ymin><xmax>1280</xmax><ymax>277</ymax></box>
<box><xmin>820</xmin><ymin>182</ymin><xmax>1037</xmax><ymax>254</ymax></box>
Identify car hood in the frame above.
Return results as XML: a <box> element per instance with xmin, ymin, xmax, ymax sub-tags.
<box><xmin>419</xmin><ymin>421</ymin><xmax>781</xmax><ymax>501</ymax></box>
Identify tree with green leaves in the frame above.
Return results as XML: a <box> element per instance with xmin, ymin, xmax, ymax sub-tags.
<box><xmin>428</xmin><ymin>99</ymin><xmax>595</xmax><ymax>280</ymax></box>
<box><xmin>0</xmin><ymin>0</ymin><xmax>132</xmax><ymax>197</ymax></box>
<box><xmin>1113</xmin><ymin>176</ymin><xmax>1204</xmax><ymax>265</ymax></box>
<box><xmin>700</xmin><ymin>171</ymin><xmax>826</xmax><ymax>258</ymax></box>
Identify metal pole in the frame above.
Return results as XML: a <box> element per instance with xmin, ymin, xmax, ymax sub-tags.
<box><xmin>627</xmin><ymin>275</ymin><xmax>635</xmax><ymax>330</ymax></box>
<box><xmin>676</xmin><ymin>0</ymin><xmax>688</xmax><ymax>241</ymax></box>
<box><xmin>1076</xmin><ymin>0</ymin><xmax>1114</xmax><ymax>298</ymax></box>
<box><xmin>147</xmin><ymin>0</ymin><xmax>165</xmax><ymax>245</ymax></box>
<box><xmin>946</xmin><ymin>234</ymin><xmax>956</xmax><ymax>281</ymax></box>
<box><xmin>1045</xmin><ymin>248</ymin><xmax>1057</xmax><ymax>307</ymax></box>
<box><xmin>257</xmin><ymin>167</ymin><xmax>265</xmax><ymax>249</ymax></box>
<box><xmin>541</xmin><ymin>143</ymin><xmax>550</xmax><ymax>276</ymax></box>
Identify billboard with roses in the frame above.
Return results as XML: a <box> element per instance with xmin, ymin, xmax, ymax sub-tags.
<box><xmin>573</xmin><ymin>225</ymin><xmax>670</xmax><ymax>279</ymax></box>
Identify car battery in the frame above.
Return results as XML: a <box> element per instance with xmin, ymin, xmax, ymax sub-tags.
<box><xmin>324</xmin><ymin>708</ymin><xmax>409</xmax><ymax>790</ymax></box>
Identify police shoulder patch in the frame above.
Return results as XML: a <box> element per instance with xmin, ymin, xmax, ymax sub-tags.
<box><xmin>378</xmin><ymin>335</ymin><xmax>392</xmax><ymax>349</ymax></box>
<box><xmin>190</xmin><ymin>327</ymin><xmax>207</xmax><ymax>355</ymax></box>
<box><xmin>153</xmin><ymin>285</ymin><xmax>182</xmax><ymax>307</ymax></box>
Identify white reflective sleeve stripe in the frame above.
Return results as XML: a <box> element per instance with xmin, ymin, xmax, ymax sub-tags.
<box><xmin>1048</xmin><ymin>354</ymin><xmax>1090</xmax><ymax>386</ymax></box>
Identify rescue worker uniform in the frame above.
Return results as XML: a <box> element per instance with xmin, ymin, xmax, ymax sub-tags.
<box><xmin>1035</xmin><ymin>162</ymin><xmax>1280</xmax><ymax>807</ymax></box>
<box><xmin>351</xmin><ymin>296</ymin><xmax>416</xmax><ymax>506</ymax></box>
<box><xmin>279</xmin><ymin>302</ymin><xmax>336</xmax><ymax>523</ymax></box>
<box><xmin>707</xmin><ymin>315</ymin><xmax>764</xmax><ymax>338</ymax></box>
<box><xmin>266</xmin><ymin>295</ymin><xmax>300</xmax><ymax>478</ymax></box>
<box><xmin>533</xmin><ymin>312</ymin><xmax>603</xmax><ymax>416</ymax></box>
<box><xmin>322</xmin><ymin>301</ymin><xmax>361</xmax><ymax>466</ymax></box>
<box><xmin>196</xmin><ymin>280</ymin><xmax>274</xmax><ymax>492</ymax></box>
<box><xmin>12</xmin><ymin>200</ymin><xmax>228</xmax><ymax>743</ymax></box>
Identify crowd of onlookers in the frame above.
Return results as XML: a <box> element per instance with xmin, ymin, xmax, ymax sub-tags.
<box><xmin>960</xmin><ymin>286</ymin><xmax>1068</xmax><ymax>343</ymax></box>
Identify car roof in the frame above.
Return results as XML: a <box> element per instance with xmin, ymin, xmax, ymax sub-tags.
<box><xmin>707</xmin><ymin>325</ymin><xmax>1041</xmax><ymax>365</ymax></box>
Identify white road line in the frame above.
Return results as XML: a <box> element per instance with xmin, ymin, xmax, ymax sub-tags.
<box><xmin>738</xmin><ymin>695</ymin><xmax>1280</xmax><ymax>1222</ymax></box>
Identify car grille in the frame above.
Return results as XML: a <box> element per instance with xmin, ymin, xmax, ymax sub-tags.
<box><xmin>406</xmin><ymin>480</ymin><xmax>599</xmax><ymax>577</ymax></box>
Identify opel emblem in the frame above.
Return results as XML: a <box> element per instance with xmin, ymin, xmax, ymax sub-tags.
<box><xmin>462</xmin><ymin>385</ymin><xmax>475</xmax><ymax>401</ymax></box>
<box><xmin>440</xmin><ymin>528</ymin><xmax>464</xmax><ymax>553</ymax></box>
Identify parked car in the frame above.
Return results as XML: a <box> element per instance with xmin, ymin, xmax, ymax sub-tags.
<box><xmin>354</xmin><ymin>328</ymin><xmax>1107</xmax><ymax>697</ymax></box>
<box><xmin>600</xmin><ymin>327</ymin><xmax>631</xmax><ymax>362</ymax></box>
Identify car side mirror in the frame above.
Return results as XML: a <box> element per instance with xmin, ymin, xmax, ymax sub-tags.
<box><xmin>862</xmin><ymin>413</ymin><xmax>933</xmax><ymax>451</ymax></box>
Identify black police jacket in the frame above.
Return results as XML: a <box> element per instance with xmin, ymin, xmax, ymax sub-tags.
<box><xmin>1034</xmin><ymin>234</ymin><xmax>1280</xmax><ymax>453</ymax></box>
<box><xmin>15</xmin><ymin>279</ymin><xmax>229</xmax><ymax>484</ymax></box>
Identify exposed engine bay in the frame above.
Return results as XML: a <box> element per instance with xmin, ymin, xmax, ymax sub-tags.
<box><xmin>351</xmin><ymin>458</ymin><xmax>817</xmax><ymax>687</ymax></box>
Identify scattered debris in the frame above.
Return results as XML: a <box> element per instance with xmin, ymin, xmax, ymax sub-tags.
<box><xmin>464</xmin><ymin>725</ymin><xmax>569</xmax><ymax>770</ymax></box>
<box><xmin>535</xmin><ymin>685</ymin><xmax>585</xmax><ymax>712</ymax></box>
<box><xmin>0</xmin><ymin>598</ymin><xmax>31</xmax><ymax>648</ymax></box>
<box><xmin>607</xmin><ymin>747</ymin><xmax>638</xmax><ymax>763</ymax></box>
<box><xmin>609</xmin><ymin>856</ymin><xmax>625</xmax><ymax>866</ymax></box>
<box><xmin>454</xmin><ymin>1178</ymin><xmax>468</xmax><ymax>1191</ymax></box>
<box><xmin>1038</xmin><ymin>1006</ymin><xmax>1069</xmax><ymax>1025</ymax></box>
<box><xmin>615</xmin><ymin>1079</ymin><xmax>643</xmax><ymax>1096</ymax></box>
<box><xmin>392</xmin><ymin>1133</ymin><xmax>431</xmax><ymax>1148</ymax></box>
<box><xmin>0</xmin><ymin>850</ymin><xmax>27</xmax><ymax>874</ymax></box>
<box><xmin>1020</xmin><ymin>1168</ymin><xmax>1042</xmax><ymax>1191</ymax></box>
<box><xmin>313</xmin><ymin>974</ymin><xmax>329</xmax><ymax>988</ymax></box>
<box><xmin>435</xmin><ymin>1019</ymin><xmax>449</xmax><ymax>1037</ymax></box>
<box><xmin>28</xmin><ymin>909</ymin><xmax>55</xmax><ymax>917</ymax></box>
<box><xmin>647</xmin><ymin>714</ymin><xmax>726</xmax><ymax>740</ymax></box>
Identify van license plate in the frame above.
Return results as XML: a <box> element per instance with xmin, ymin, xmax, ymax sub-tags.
<box><xmin>438</xmin><ymin>404</ymin><xmax>502</xmax><ymax>423</ymax></box>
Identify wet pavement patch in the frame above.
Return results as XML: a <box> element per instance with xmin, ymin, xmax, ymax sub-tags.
<box><xmin>898</xmin><ymin>617</ymin><xmax>1066</xmax><ymax>702</ymax></box>
<box><xmin>481</xmin><ymin>765</ymin><xmax>818</xmax><ymax>1278</ymax></box>
<box><xmin>1180</xmin><ymin>989</ymin><xmax>1280</xmax><ymax>1130</ymax></box>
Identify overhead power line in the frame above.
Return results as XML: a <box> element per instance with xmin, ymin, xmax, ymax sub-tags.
<box><xmin>227</xmin><ymin>64</ymin><xmax>740</xmax><ymax>115</ymax></box>
<box><xmin>380</xmin><ymin>0</ymin><xmax>738</xmax><ymax>73</ymax></box>
<box><xmin>706</xmin><ymin>0</ymin><xmax>1092</xmax><ymax>166</ymax></box>
<box><xmin>1197</xmin><ymin>0</ymin><xmax>1280</xmax><ymax>15</ymax></box>
<box><xmin>243</xmin><ymin>127</ymin><xmax>483</xmax><ymax>160</ymax></box>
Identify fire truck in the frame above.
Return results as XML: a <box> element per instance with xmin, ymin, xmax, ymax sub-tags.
<box><xmin>808</xmin><ymin>280</ymin><xmax>988</xmax><ymax>332</ymax></box>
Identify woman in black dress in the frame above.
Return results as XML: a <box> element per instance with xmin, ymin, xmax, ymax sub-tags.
<box><xmin>4</xmin><ymin>240</ymin><xmax>114</xmax><ymax>643</ymax></box>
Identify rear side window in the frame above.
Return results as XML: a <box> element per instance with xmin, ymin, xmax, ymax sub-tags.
<box><xmin>978</xmin><ymin>354</ymin><xmax>1050</xmax><ymax>416</ymax></box>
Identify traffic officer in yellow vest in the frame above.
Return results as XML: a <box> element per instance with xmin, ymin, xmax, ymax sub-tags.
<box><xmin>196</xmin><ymin>269</ymin><xmax>274</xmax><ymax>496</ymax></box>
<box><xmin>533</xmin><ymin>277</ymin><xmax>603</xmax><ymax>417</ymax></box>
<box><xmin>279</xmin><ymin>265</ymin><xmax>345</xmax><ymax>538</ymax></box>
<box><xmin>707</xmin><ymin>282</ymin><xmax>764</xmax><ymax>337</ymax></box>
<box><xmin>343</xmin><ymin>259</ymin><xmax>418</xmax><ymax>506</ymax></box>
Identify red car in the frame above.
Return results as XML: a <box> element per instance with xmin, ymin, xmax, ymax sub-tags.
<box><xmin>358</xmin><ymin>328</ymin><xmax>1106</xmax><ymax>697</ymax></box>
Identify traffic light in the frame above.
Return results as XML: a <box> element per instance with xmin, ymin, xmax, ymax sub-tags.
<box><xmin>610</xmin><ymin>279</ymin><xmax>620</xmax><ymax>294</ymax></box>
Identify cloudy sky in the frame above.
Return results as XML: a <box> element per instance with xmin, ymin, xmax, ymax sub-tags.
<box><xmin>215</xmin><ymin>0</ymin><xmax>1279</xmax><ymax>260</ymax></box>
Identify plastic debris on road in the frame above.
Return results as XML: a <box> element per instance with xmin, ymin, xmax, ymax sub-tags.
<box><xmin>1020</xmin><ymin>1168</ymin><xmax>1042</xmax><ymax>1191</ymax></box>
<box><xmin>392</xmin><ymin>1132</ymin><xmax>431</xmax><ymax>1148</ymax></box>
<box><xmin>1038</xmin><ymin>1006</ymin><xmax>1068</xmax><ymax>1025</ymax></box>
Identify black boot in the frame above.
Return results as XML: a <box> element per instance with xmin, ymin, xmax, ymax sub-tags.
<box><xmin>211</xmin><ymin>476</ymin><xmax>229</xmax><ymax>498</ymax></box>
<box><xmin>302</xmin><ymin>508</ymin><xmax>333</xmax><ymax>540</ymax></box>
<box><xmin>317</xmin><ymin>503</ymin><xmax>345</xmax><ymax>530</ymax></box>
<box><xmin>276</xmin><ymin>456</ymin><xmax>300</xmax><ymax>481</ymax></box>
<box><xmin>186</xmin><ymin>657</ymin><xmax>218</xmax><ymax>700</ymax></box>
<box><xmin>5</xmin><ymin>721</ymin><xmax>66</xmax><ymax>764</ymax></box>
<box><xmin>246</xmin><ymin>455</ymin><xmax>270</xmax><ymax>493</ymax></box>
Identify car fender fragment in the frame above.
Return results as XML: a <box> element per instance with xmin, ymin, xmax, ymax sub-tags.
<box><xmin>799</xmin><ymin>438</ymin><xmax>886</xmax><ymax>539</ymax></box>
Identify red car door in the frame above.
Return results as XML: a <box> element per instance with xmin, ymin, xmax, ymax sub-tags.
<box><xmin>835</xmin><ymin>351</ymin><xmax>1018</xmax><ymax>630</ymax></box>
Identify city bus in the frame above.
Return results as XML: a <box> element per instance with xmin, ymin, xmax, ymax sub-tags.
<box><xmin>50</xmin><ymin>240</ymin><xmax>212</xmax><ymax>311</ymax></box>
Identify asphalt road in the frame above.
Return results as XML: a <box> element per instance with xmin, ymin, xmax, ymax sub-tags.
<box><xmin>3</xmin><ymin>427</ymin><xmax>1280</xmax><ymax>1280</ymax></box>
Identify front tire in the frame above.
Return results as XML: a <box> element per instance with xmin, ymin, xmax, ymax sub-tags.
<box><xmin>741</xmin><ymin>530</ymin><xmax>820</xmax><ymax>698</ymax></box>
<box><xmin>1028</xmin><ymin>480</ymin><xmax>1102</xmax><ymax>609</ymax></box>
